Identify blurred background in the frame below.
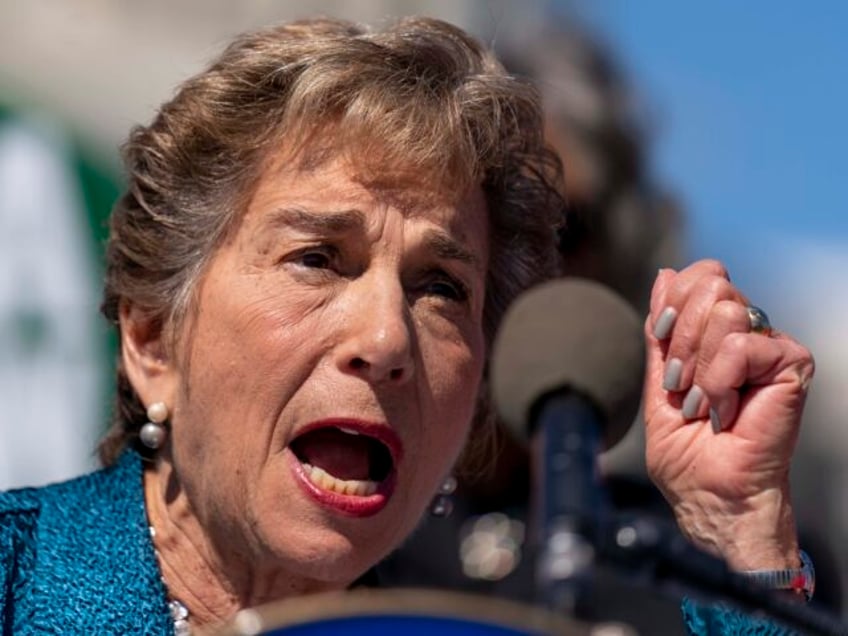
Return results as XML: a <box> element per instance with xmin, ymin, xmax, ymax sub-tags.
<box><xmin>1</xmin><ymin>0</ymin><xmax>845</xmax><ymax>623</ymax></box>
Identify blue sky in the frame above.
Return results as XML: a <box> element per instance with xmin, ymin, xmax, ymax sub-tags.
<box><xmin>558</xmin><ymin>1</ymin><xmax>847</xmax><ymax>292</ymax></box>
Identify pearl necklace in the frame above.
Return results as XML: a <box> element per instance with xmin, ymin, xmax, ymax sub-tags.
<box><xmin>150</xmin><ymin>526</ymin><xmax>192</xmax><ymax>635</ymax></box>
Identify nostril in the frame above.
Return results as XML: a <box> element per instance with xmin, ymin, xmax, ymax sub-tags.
<box><xmin>346</xmin><ymin>356</ymin><xmax>408</xmax><ymax>382</ymax></box>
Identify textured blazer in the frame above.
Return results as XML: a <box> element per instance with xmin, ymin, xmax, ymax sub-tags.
<box><xmin>0</xmin><ymin>449</ymin><xmax>789</xmax><ymax>635</ymax></box>
<box><xmin>0</xmin><ymin>450</ymin><xmax>172</xmax><ymax>634</ymax></box>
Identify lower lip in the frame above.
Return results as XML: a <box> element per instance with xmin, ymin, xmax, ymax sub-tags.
<box><xmin>286</xmin><ymin>449</ymin><xmax>396</xmax><ymax>517</ymax></box>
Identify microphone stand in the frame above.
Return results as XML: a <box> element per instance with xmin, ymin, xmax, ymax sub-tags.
<box><xmin>532</xmin><ymin>392</ymin><xmax>848</xmax><ymax>635</ymax></box>
<box><xmin>533</xmin><ymin>391</ymin><xmax>608</xmax><ymax>616</ymax></box>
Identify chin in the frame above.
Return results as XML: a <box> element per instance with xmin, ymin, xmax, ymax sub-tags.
<box><xmin>251</xmin><ymin>506</ymin><xmax>405</xmax><ymax>585</ymax></box>
<box><xmin>243</xmin><ymin>445</ymin><xmax>428</xmax><ymax>584</ymax></box>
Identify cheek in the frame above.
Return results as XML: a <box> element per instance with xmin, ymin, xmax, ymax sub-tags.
<box><xmin>420</xmin><ymin>328</ymin><xmax>486</xmax><ymax>439</ymax></box>
<box><xmin>198</xmin><ymin>287</ymin><xmax>335</xmax><ymax>373</ymax></box>
<box><xmin>177</xmin><ymin>290</ymin><xmax>335</xmax><ymax>449</ymax></box>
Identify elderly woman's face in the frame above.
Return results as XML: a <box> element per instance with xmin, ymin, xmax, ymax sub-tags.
<box><xmin>156</xmin><ymin>153</ymin><xmax>488</xmax><ymax>584</ymax></box>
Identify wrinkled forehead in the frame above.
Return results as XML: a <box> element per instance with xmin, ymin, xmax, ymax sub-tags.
<box><xmin>261</xmin><ymin>129</ymin><xmax>485</xmax><ymax>218</ymax></box>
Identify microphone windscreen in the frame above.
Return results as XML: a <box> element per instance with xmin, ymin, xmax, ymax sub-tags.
<box><xmin>491</xmin><ymin>278</ymin><xmax>645</xmax><ymax>450</ymax></box>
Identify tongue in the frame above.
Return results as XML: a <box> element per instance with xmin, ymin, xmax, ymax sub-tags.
<box><xmin>295</xmin><ymin>429</ymin><xmax>372</xmax><ymax>481</ymax></box>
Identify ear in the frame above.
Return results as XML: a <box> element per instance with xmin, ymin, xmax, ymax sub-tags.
<box><xmin>119</xmin><ymin>302</ymin><xmax>179</xmax><ymax>410</ymax></box>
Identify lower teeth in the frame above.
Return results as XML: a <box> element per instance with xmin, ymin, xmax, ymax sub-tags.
<box><xmin>302</xmin><ymin>463</ymin><xmax>378</xmax><ymax>496</ymax></box>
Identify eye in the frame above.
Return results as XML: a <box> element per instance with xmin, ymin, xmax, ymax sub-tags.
<box><xmin>424</xmin><ymin>272</ymin><xmax>469</xmax><ymax>303</ymax></box>
<box><xmin>294</xmin><ymin>246</ymin><xmax>336</xmax><ymax>269</ymax></box>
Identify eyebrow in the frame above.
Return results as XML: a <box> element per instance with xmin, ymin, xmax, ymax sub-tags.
<box><xmin>422</xmin><ymin>228</ymin><xmax>481</xmax><ymax>271</ymax></box>
<box><xmin>264</xmin><ymin>206</ymin><xmax>481</xmax><ymax>270</ymax></box>
<box><xmin>265</xmin><ymin>207</ymin><xmax>366</xmax><ymax>234</ymax></box>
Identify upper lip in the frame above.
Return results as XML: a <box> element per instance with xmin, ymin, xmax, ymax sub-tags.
<box><xmin>291</xmin><ymin>418</ymin><xmax>404</xmax><ymax>467</ymax></box>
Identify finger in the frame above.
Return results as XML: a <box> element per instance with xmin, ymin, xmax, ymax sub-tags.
<box><xmin>661</xmin><ymin>275</ymin><xmax>747</xmax><ymax>394</ymax></box>
<box><xmin>649</xmin><ymin>267</ymin><xmax>677</xmax><ymax>327</ymax></box>
<box><xmin>699</xmin><ymin>332</ymin><xmax>815</xmax><ymax>433</ymax></box>
<box><xmin>681</xmin><ymin>300</ymin><xmax>750</xmax><ymax>420</ymax></box>
<box><xmin>644</xmin><ymin>313</ymin><xmax>680</xmax><ymax>419</ymax></box>
<box><xmin>644</xmin><ymin>268</ymin><xmax>681</xmax><ymax>419</ymax></box>
<box><xmin>650</xmin><ymin>259</ymin><xmax>735</xmax><ymax>341</ymax></box>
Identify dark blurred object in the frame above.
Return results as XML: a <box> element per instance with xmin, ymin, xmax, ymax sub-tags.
<box><xmin>498</xmin><ymin>18</ymin><xmax>683</xmax><ymax>313</ymax></box>
<box><xmin>377</xmin><ymin>477</ymin><xmax>685</xmax><ymax>634</ymax></box>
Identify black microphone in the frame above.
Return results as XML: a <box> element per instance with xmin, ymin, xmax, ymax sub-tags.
<box><xmin>491</xmin><ymin>278</ymin><xmax>645</xmax><ymax>613</ymax></box>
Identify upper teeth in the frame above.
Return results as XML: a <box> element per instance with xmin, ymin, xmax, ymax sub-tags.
<box><xmin>338</xmin><ymin>427</ymin><xmax>361</xmax><ymax>436</ymax></box>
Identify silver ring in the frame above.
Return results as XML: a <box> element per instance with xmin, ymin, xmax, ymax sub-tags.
<box><xmin>746</xmin><ymin>305</ymin><xmax>773</xmax><ymax>336</ymax></box>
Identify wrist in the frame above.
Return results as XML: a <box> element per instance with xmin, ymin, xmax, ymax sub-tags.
<box><xmin>672</xmin><ymin>487</ymin><xmax>799</xmax><ymax>571</ymax></box>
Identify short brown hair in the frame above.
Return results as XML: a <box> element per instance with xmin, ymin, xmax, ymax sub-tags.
<box><xmin>99</xmin><ymin>16</ymin><xmax>564</xmax><ymax>464</ymax></box>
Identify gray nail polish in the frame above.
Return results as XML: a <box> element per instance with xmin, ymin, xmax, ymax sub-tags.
<box><xmin>662</xmin><ymin>357</ymin><xmax>683</xmax><ymax>391</ymax></box>
<box><xmin>710</xmin><ymin>408</ymin><xmax>721</xmax><ymax>434</ymax></box>
<box><xmin>653</xmin><ymin>307</ymin><xmax>678</xmax><ymax>340</ymax></box>
<box><xmin>682</xmin><ymin>385</ymin><xmax>704</xmax><ymax>419</ymax></box>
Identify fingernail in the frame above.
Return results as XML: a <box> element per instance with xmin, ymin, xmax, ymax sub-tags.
<box><xmin>662</xmin><ymin>357</ymin><xmax>683</xmax><ymax>391</ymax></box>
<box><xmin>653</xmin><ymin>307</ymin><xmax>677</xmax><ymax>340</ymax></box>
<box><xmin>710</xmin><ymin>408</ymin><xmax>721</xmax><ymax>434</ymax></box>
<box><xmin>682</xmin><ymin>385</ymin><xmax>704</xmax><ymax>419</ymax></box>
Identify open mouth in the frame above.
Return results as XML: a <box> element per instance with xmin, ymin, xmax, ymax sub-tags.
<box><xmin>290</xmin><ymin>423</ymin><xmax>397</xmax><ymax>500</ymax></box>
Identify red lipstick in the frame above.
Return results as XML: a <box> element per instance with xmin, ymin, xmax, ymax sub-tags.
<box><xmin>287</xmin><ymin>418</ymin><xmax>402</xmax><ymax>517</ymax></box>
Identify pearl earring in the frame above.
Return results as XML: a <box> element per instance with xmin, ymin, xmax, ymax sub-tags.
<box><xmin>430</xmin><ymin>475</ymin><xmax>458</xmax><ymax>517</ymax></box>
<box><xmin>139</xmin><ymin>401</ymin><xmax>169</xmax><ymax>450</ymax></box>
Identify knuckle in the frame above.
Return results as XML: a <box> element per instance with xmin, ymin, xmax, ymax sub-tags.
<box><xmin>699</xmin><ymin>258</ymin><xmax>730</xmax><ymax>280</ymax></box>
<box><xmin>781</xmin><ymin>337</ymin><xmax>816</xmax><ymax>383</ymax></box>
<box><xmin>710</xmin><ymin>300</ymin><xmax>747</xmax><ymax>329</ymax></box>
<box><xmin>800</xmin><ymin>347</ymin><xmax>816</xmax><ymax>383</ymax></box>
<box><xmin>720</xmin><ymin>331</ymin><xmax>749</xmax><ymax>356</ymax></box>
<box><xmin>703</xmin><ymin>275</ymin><xmax>733</xmax><ymax>300</ymax></box>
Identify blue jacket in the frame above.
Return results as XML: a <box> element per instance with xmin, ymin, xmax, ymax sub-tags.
<box><xmin>0</xmin><ymin>449</ymin><xmax>792</xmax><ymax>635</ymax></box>
<box><xmin>0</xmin><ymin>450</ymin><xmax>172</xmax><ymax>634</ymax></box>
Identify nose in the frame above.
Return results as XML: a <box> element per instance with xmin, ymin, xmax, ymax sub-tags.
<box><xmin>336</xmin><ymin>277</ymin><xmax>415</xmax><ymax>385</ymax></box>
